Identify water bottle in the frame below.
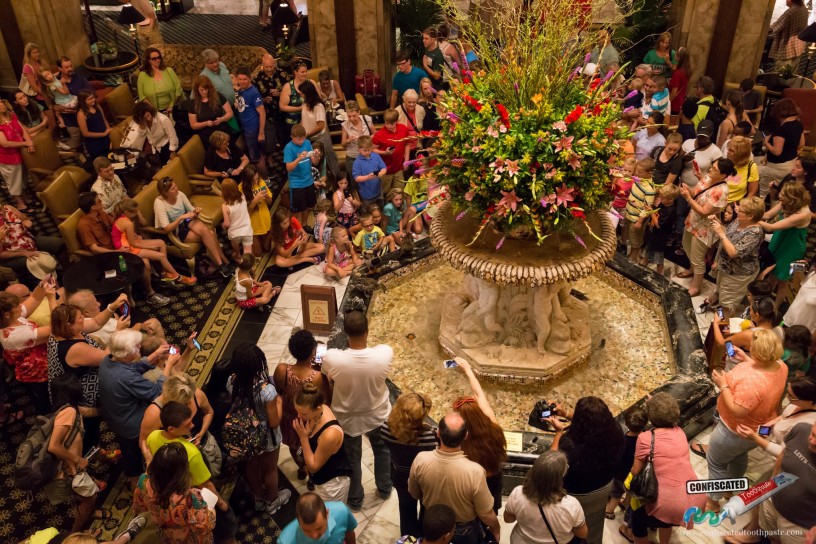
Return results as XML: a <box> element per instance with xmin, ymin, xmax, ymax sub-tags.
<box><xmin>118</xmin><ymin>255</ymin><xmax>128</xmax><ymax>274</ymax></box>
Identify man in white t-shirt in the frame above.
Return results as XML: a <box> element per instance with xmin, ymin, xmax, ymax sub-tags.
<box><xmin>321</xmin><ymin>309</ymin><xmax>392</xmax><ymax>512</ymax></box>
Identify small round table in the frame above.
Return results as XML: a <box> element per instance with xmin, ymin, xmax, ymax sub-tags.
<box><xmin>83</xmin><ymin>52</ymin><xmax>139</xmax><ymax>75</ymax></box>
<box><xmin>62</xmin><ymin>252</ymin><xmax>144</xmax><ymax>299</ymax></box>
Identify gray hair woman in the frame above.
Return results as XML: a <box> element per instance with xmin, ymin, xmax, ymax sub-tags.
<box><xmin>99</xmin><ymin>329</ymin><xmax>179</xmax><ymax>486</ymax></box>
<box><xmin>706</xmin><ymin>196</ymin><xmax>766</xmax><ymax>317</ymax></box>
<box><xmin>504</xmin><ymin>450</ymin><xmax>588</xmax><ymax>544</ymax></box>
<box><xmin>628</xmin><ymin>393</ymin><xmax>706</xmax><ymax>544</ymax></box>
<box><xmin>341</xmin><ymin>99</ymin><xmax>374</xmax><ymax>175</ymax></box>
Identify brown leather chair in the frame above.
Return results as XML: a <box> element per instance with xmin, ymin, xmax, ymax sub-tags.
<box><xmin>134</xmin><ymin>179</ymin><xmax>200</xmax><ymax>273</ymax></box>
<box><xmin>109</xmin><ymin>116</ymin><xmax>133</xmax><ymax>150</ymax></box>
<box><xmin>153</xmin><ymin>157</ymin><xmax>224</xmax><ymax>225</ymax></box>
<box><xmin>36</xmin><ymin>171</ymin><xmax>79</xmax><ymax>222</ymax></box>
<box><xmin>58</xmin><ymin>209</ymin><xmax>93</xmax><ymax>262</ymax></box>
<box><xmin>21</xmin><ymin>131</ymin><xmax>91</xmax><ymax>192</ymax></box>
<box><xmin>98</xmin><ymin>84</ymin><xmax>136</xmax><ymax>124</ymax></box>
<box><xmin>176</xmin><ymin>135</ymin><xmax>220</xmax><ymax>195</ymax></box>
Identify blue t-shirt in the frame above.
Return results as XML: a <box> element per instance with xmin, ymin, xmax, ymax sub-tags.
<box><xmin>235</xmin><ymin>85</ymin><xmax>263</xmax><ymax>133</ymax></box>
<box><xmin>61</xmin><ymin>74</ymin><xmax>92</xmax><ymax>128</ymax></box>
<box><xmin>284</xmin><ymin>139</ymin><xmax>314</xmax><ymax>189</ymax></box>
<box><xmin>352</xmin><ymin>153</ymin><xmax>387</xmax><ymax>200</ymax></box>
<box><xmin>278</xmin><ymin>501</ymin><xmax>358</xmax><ymax>544</ymax></box>
<box><xmin>383</xmin><ymin>202</ymin><xmax>404</xmax><ymax>234</ymax></box>
<box><xmin>391</xmin><ymin>67</ymin><xmax>429</xmax><ymax>101</ymax></box>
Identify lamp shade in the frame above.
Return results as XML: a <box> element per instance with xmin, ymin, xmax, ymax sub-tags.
<box><xmin>799</xmin><ymin>23</ymin><xmax>816</xmax><ymax>43</ymax></box>
<box><xmin>118</xmin><ymin>5</ymin><xmax>145</xmax><ymax>25</ymax></box>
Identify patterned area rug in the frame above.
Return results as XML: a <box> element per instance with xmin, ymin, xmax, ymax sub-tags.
<box><xmin>1</xmin><ymin>145</ymin><xmax>293</xmax><ymax>541</ymax></box>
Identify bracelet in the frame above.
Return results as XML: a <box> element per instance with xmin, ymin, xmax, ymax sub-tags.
<box><xmin>107</xmin><ymin>305</ymin><xmax>115</xmax><ymax>312</ymax></box>
<box><xmin>721</xmin><ymin>384</ymin><xmax>731</xmax><ymax>391</ymax></box>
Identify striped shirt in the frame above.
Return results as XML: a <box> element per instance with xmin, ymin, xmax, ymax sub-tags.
<box><xmin>642</xmin><ymin>88</ymin><xmax>669</xmax><ymax>118</ymax></box>
<box><xmin>625</xmin><ymin>177</ymin><xmax>656</xmax><ymax>222</ymax></box>
<box><xmin>382</xmin><ymin>420</ymin><xmax>438</xmax><ymax>485</ymax></box>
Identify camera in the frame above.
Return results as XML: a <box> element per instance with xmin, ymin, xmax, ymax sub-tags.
<box><xmin>528</xmin><ymin>400</ymin><xmax>557</xmax><ymax>431</ymax></box>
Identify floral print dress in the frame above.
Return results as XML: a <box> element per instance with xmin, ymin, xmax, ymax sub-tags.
<box><xmin>133</xmin><ymin>474</ymin><xmax>215</xmax><ymax>544</ymax></box>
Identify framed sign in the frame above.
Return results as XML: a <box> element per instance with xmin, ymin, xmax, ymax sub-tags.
<box><xmin>301</xmin><ymin>284</ymin><xmax>338</xmax><ymax>334</ymax></box>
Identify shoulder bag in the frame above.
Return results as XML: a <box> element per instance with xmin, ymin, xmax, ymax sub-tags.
<box><xmin>538</xmin><ymin>503</ymin><xmax>560</xmax><ymax>544</ymax></box>
<box><xmin>629</xmin><ymin>429</ymin><xmax>659</xmax><ymax>503</ymax></box>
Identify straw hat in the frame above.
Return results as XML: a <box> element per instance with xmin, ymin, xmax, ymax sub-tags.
<box><xmin>26</xmin><ymin>252</ymin><xmax>58</xmax><ymax>280</ymax></box>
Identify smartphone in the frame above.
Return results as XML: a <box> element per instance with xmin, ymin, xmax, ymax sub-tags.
<box><xmin>314</xmin><ymin>344</ymin><xmax>327</xmax><ymax>364</ymax></box>
<box><xmin>169</xmin><ymin>345</ymin><xmax>179</xmax><ymax>355</ymax></box>
<box><xmin>717</xmin><ymin>307</ymin><xmax>724</xmax><ymax>319</ymax></box>
<box><xmin>790</xmin><ymin>261</ymin><xmax>808</xmax><ymax>275</ymax></box>
<box><xmin>725</xmin><ymin>340</ymin><xmax>735</xmax><ymax>358</ymax></box>
<box><xmin>118</xmin><ymin>301</ymin><xmax>130</xmax><ymax>318</ymax></box>
<box><xmin>692</xmin><ymin>159</ymin><xmax>700</xmax><ymax>173</ymax></box>
<box><xmin>757</xmin><ymin>425</ymin><xmax>772</xmax><ymax>437</ymax></box>
<box><xmin>443</xmin><ymin>359</ymin><xmax>459</xmax><ymax>369</ymax></box>
<box><xmin>192</xmin><ymin>337</ymin><xmax>202</xmax><ymax>350</ymax></box>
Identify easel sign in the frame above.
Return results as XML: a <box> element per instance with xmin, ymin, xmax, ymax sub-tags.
<box><xmin>300</xmin><ymin>285</ymin><xmax>338</xmax><ymax>334</ymax></box>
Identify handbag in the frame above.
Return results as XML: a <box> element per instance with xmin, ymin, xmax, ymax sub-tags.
<box><xmin>19</xmin><ymin>69</ymin><xmax>37</xmax><ymax>97</ymax></box>
<box><xmin>629</xmin><ymin>429</ymin><xmax>659</xmax><ymax>503</ymax></box>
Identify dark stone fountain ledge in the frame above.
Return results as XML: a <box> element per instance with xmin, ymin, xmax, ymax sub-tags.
<box><xmin>325</xmin><ymin>237</ymin><xmax>717</xmax><ymax>469</ymax></box>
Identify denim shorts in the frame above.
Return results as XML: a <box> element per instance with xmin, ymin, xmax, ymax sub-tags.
<box><xmin>243</xmin><ymin>130</ymin><xmax>262</xmax><ymax>163</ymax></box>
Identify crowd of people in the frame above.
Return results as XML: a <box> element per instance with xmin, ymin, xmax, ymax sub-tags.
<box><xmin>3</xmin><ymin>3</ymin><xmax>816</xmax><ymax>544</ymax></box>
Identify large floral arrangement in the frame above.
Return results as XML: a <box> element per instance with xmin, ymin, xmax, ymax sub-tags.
<box><xmin>426</xmin><ymin>0</ymin><xmax>630</xmax><ymax>247</ymax></box>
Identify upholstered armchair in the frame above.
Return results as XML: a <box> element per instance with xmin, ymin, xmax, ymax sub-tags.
<box><xmin>176</xmin><ymin>135</ymin><xmax>221</xmax><ymax>195</ymax></box>
<box><xmin>58</xmin><ymin>210</ymin><xmax>93</xmax><ymax>262</ymax></box>
<box><xmin>36</xmin><ymin>171</ymin><xmax>79</xmax><ymax>222</ymax></box>
<box><xmin>21</xmin><ymin>131</ymin><xmax>91</xmax><ymax>192</ymax></box>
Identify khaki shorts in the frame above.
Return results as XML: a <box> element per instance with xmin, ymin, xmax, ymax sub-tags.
<box><xmin>628</xmin><ymin>221</ymin><xmax>646</xmax><ymax>249</ymax></box>
<box><xmin>759</xmin><ymin>497</ymin><xmax>808</xmax><ymax>544</ymax></box>
<box><xmin>381</xmin><ymin>171</ymin><xmax>405</xmax><ymax>196</ymax></box>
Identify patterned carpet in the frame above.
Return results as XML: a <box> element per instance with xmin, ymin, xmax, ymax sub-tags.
<box><xmin>1</xmin><ymin>142</ymin><xmax>295</xmax><ymax>540</ymax></box>
<box><xmin>91</xmin><ymin>11</ymin><xmax>312</xmax><ymax>59</ymax></box>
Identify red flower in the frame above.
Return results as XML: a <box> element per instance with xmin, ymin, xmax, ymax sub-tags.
<box><xmin>592</xmin><ymin>105</ymin><xmax>602</xmax><ymax>116</ymax></box>
<box><xmin>604</xmin><ymin>127</ymin><xmax>615</xmax><ymax>137</ymax></box>
<box><xmin>463</xmin><ymin>76</ymin><xmax>472</xmax><ymax>85</ymax></box>
<box><xmin>564</xmin><ymin>105</ymin><xmax>584</xmax><ymax>125</ymax></box>
<box><xmin>570</xmin><ymin>206</ymin><xmax>586</xmax><ymax>220</ymax></box>
<box><xmin>589</xmin><ymin>78</ymin><xmax>601</xmax><ymax>90</ymax></box>
<box><xmin>495</xmin><ymin>103</ymin><xmax>511</xmax><ymax>128</ymax></box>
<box><xmin>463</xmin><ymin>93</ymin><xmax>482</xmax><ymax>112</ymax></box>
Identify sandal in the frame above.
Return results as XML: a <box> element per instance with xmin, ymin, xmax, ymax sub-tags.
<box><xmin>0</xmin><ymin>410</ymin><xmax>24</xmax><ymax>427</ymax></box>
<box><xmin>675</xmin><ymin>270</ymin><xmax>694</xmax><ymax>279</ymax></box>
<box><xmin>270</xmin><ymin>285</ymin><xmax>282</xmax><ymax>298</ymax></box>
<box><xmin>92</xmin><ymin>507</ymin><xmax>113</xmax><ymax>520</ymax></box>
<box><xmin>604</xmin><ymin>511</ymin><xmax>616</xmax><ymax>520</ymax></box>
<box><xmin>697</xmin><ymin>299</ymin><xmax>712</xmax><ymax>314</ymax></box>
<box><xmin>690</xmin><ymin>442</ymin><xmax>708</xmax><ymax>459</ymax></box>
<box><xmin>618</xmin><ymin>525</ymin><xmax>634</xmax><ymax>543</ymax></box>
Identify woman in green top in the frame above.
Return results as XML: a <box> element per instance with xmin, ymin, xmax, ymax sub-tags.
<box><xmin>761</xmin><ymin>182</ymin><xmax>812</xmax><ymax>310</ymax></box>
<box><xmin>643</xmin><ymin>32</ymin><xmax>677</xmax><ymax>77</ymax></box>
<box><xmin>137</xmin><ymin>47</ymin><xmax>183</xmax><ymax>116</ymax></box>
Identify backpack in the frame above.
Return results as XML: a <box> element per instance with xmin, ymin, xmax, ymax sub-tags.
<box><xmin>14</xmin><ymin>405</ymin><xmax>81</xmax><ymax>491</ymax></box>
<box><xmin>194</xmin><ymin>255</ymin><xmax>220</xmax><ymax>281</ymax></box>
<box><xmin>703</xmin><ymin>97</ymin><xmax>728</xmax><ymax>137</ymax></box>
<box><xmin>221</xmin><ymin>390</ymin><xmax>267</xmax><ymax>462</ymax></box>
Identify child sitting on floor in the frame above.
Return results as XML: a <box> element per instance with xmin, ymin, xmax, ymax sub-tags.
<box><xmin>353</xmin><ymin>211</ymin><xmax>395</xmax><ymax>255</ymax></box>
<box><xmin>383</xmin><ymin>188</ymin><xmax>423</xmax><ymax>246</ymax></box>
<box><xmin>625</xmin><ymin>157</ymin><xmax>656</xmax><ymax>264</ymax></box>
<box><xmin>324</xmin><ymin>226</ymin><xmax>361</xmax><ymax>279</ymax></box>
<box><xmin>271</xmin><ymin>207</ymin><xmax>325</xmax><ymax>268</ymax></box>
<box><xmin>221</xmin><ymin>178</ymin><xmax>254</xmax><ymax>261</ymax></box>
<box><xmin>234</xmin><ymin>253</ymin><xmax>281</xmax><ymax>312</ymax></box>
<box><xmin>313</xmin><ymin>198</ymin><xmax>335</xmax><ymax>247</ymax></box>
<box><xmin>640</xmin><ymin>183</ymin><xmax>679</xmax><ymax>274</ymax></box>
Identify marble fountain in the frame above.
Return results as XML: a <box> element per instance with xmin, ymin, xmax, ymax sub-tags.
<box><xmin>326</xmin><ymin>204</ymin><xmax>717</xmax><ymax>465</ymax></box>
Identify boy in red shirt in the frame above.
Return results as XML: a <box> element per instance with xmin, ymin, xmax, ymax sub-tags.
<box><xmin>372</xmin><ymin>109</ymin><xmax>410</xmax><ymax>197</ymax></box>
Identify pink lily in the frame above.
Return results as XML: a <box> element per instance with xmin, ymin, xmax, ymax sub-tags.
<box><xmin>554</xmin><ymin>135</ymin><xmax>574</xmax><ymax>153</ymax></box>
<box><xmin>505</xmin><ymin>160</ymin><xmax>520</xmax><ymax>177</ymax></box>
<box><xmin>555</xmin><ymin>184</ymin><xmax>575</xmax><ymax>207</ymax></box>
<box><xmin>552</xmin><ymin>121</ymin><xmax>567</xmax><ymax>132</ymax></box>
<box><xmin>567</xmin><ymin>153</ymin><xmax>581</xmax><ymax>170</ymax></box>
<box><xmin>498</xmin><ymin>190</ymin><xmax>522</xmax><ymax>212</ymax></box>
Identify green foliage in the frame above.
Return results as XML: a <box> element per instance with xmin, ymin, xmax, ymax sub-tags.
<box><xmin>395</xmin><ymin>0</ymin><xmax>443</xmax><ymax>61</ymax></box>
<box><xmin>613</xmin><ymin>0</ymin><xmax>672</xmax><ymax>72</ymax></box>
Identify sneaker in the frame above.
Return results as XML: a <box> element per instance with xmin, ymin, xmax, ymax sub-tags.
<box><xmin>218</xmin><ymin>263</ymin><xmax>231</xmax><ymax>278</ymax></box>
<box><xmin>265</xmin><ymin>489</ymin><xmax>292</xmax><ymax>515</ymax></box>
<box><xmin>146</xmin><ymin>292</ymin><xmax>171</xmax><ymax>306</ymax></box>
<box><xmin>306</xmin><ymin>479</ymin><xmax>315</xmax><ymax>491</ymax></box>
<box><xmin>117</xmin><ymin>513</ymin><xmax>147</xmax><ymax>541</ymax></box>
<box><xmin>348</xmin><ymin>503</ymin><xmax>362</xmax><ymax>513</ymax></box>
<box><xmin>56</xmin><ymin>141</ymin><xmax>72</xmax><ymax>151</ymax></box>
<box><xmin>162</xmin><ymin>273</ymin><xmax>197</xmax><ymax>286</ymax></box>
<box><xmin>376</xmin><ymin>488</ymin><xmax>392</xmax><ymax>500</ymax></box>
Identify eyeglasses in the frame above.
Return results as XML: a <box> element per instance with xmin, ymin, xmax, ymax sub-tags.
<box><xmin>150</xmin><ymin>56</ymin><xmax>162</xmax><ymax>61</ymax></box>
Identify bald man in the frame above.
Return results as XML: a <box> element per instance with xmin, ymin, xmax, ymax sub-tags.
<box><xmin>253</xmin><ymin>53</ymin><xmax>291</xmax><ymax>153</ymax></box>
<box><xmin>408</xmin><ymin>412</ymin><xmax>500</xmax><ymax>544</ymax></box>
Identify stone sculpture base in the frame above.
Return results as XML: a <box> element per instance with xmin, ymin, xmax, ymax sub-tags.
<box><xmin>439</xmin><ymin>274</ymin><xmax>591</xmax><ymax>381</ymax></box>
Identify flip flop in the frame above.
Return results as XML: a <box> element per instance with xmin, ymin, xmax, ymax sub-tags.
<box><xmin>690</xmin><ymin>442</ymin><xmax>708</xmax><ymax>459</ymax></box>
<box><xmin>271</xmin><ymin>285</ymin><xmax>282</xmax><ymax>298</ymax></box>
<box><xmin>674</xmin><ymin>270</ymin><xmax>694</xmax><ymax>279</ymax></box>
<box><xmin>605</xmin><ymin>512</ymin><xmax>616</xmax><ymax>520</ymax></box>
<box><xmin>618</xmin><ymin>525</ymin><xmax>634</xmax><ymax>543</ymax></box>
<box><xmin>92</xmin><ymin>507</ymin><xmax>113</xmax><ymax>520</ymax></box>
<box><xmin>0</xmin><ymin>410</ymin><xmax>24</xmax><ymax>427</ymax></box>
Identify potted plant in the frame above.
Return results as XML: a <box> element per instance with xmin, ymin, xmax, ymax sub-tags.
<box><xmin>425</xmin><ymin>0</ymin><xmax>630</xmax><ymax>248</ymax></box>
<box><xmin>97</xmin><ymin>42</ymin><xmax>118</xmax><ymax>62</ymax></box>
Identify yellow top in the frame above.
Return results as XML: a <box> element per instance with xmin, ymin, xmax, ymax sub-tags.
<box><xmin>241</xmin><ymin>179</ymin><xmax>272</xmax><ymax>235</ymax></box>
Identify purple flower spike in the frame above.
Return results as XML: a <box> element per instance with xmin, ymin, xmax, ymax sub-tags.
<box><xmin>414</xmin><ymin>168</ymin><xmax>426</xmax><ymax>175</ymax></box>
<box><xmin>447</xmin><ymin>112</ymin><xmax>461</xmax><ymax>123</ymax></box>
<box><xmin>452</xmin><ymin>61</ymin><xmax>460</xmax><ymax>72</ymax></box>
<box><xmin>514</xmin><ymin>82</ymin><xmax>519</xmax><ymax>94</ymax></box>
<box><xmin>460</xmin><ymin>50</ymin><xmax>470</xmax><ymax>71</ymax></box>
<box><xmin>496</xmin><ymin>236</ymin><xmax>506</xmax><ymax>250</ymax></box>
<box><xmin>625</xmin><ymin>89</ymin><xmax>639</xmax><ymax>100</ymax></box>
<box><xmin>569</xmin><ymin>66</ymin><xmax>582</xmax><ymax>81</ymax></box>
<box><xmin>584</xmin><ymin>53</ymin><xmax>592</xmax><ymax>64</ymax></box>
<box><xmin>603</xmin><ymin>70</ymin><xmax>614</xmax><ymax>82</ymax></box>
<box><xmin>622</xmin><ymin>106</ymin><xmax>634</xmax><ymax>113</ymax></box>
<box><xmin>456</xmin><ymin>211</ymin><xmax>468</xmax><ymax>221</ymax></box>
<box><xmin>574</xmin><ymin>234</ymin><xmax>586</xmax><ymax>248</ymax></box>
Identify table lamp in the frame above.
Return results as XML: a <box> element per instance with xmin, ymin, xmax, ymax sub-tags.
<box><xmin>118</xmin><ymin>4</ymin><xmax>146</xmax><ymax>57</ymax></box>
